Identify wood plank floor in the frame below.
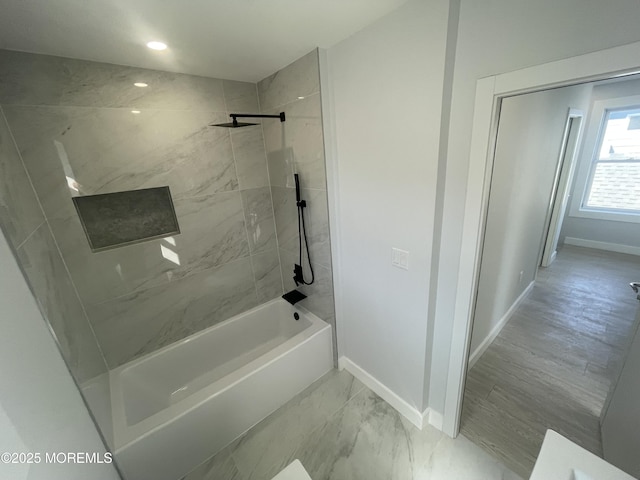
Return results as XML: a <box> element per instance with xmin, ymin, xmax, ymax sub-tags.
<box><xmin>461</xmin><ymin>245</ymin><xmax>640</xmax><ymax>478</ymax></box>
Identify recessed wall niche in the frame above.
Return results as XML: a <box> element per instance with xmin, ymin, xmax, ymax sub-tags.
<box><xmin>72</xmin><ymin>186</ymin><xmax>180</xmax><ymax>252</ymax></box>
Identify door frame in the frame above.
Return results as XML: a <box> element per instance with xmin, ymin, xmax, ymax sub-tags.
<box><xmin>442</xmin><ymin>40</ymin><xmax>640</xmax><ymax>437</ymax></box>
<box><xmin>540</xmin><ymin>109</ymin><xmax>584</xmax><ymax>268</ymax></box>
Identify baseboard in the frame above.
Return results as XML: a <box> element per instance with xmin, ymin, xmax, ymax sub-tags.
<box><xmin>427</xmin><ymin>409</ymin><xmax>443</xmax><ymax>430</ymax></box>
<box><xmin>564</xmin><ymin>237</ymin><xmax>640</xmax><ymax>256</ymax></box>
<box><xmin>338</xmin><ymin>356</ymin><xmax>426</xmax><ymax>430</ymax></box>
<box><xmin>468</xmin><ymin>280</ymin><xmax>535</xmax><ymax>369</ymax></box>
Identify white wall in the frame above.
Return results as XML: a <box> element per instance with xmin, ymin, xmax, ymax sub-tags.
<box><xmin>429</xmin><ymin>0</ymin><xmax>640</xmax><ymax>416</ymax></box>
<box><xmin>560</xmin><ymin>77</ymin><xmax>640</xmax><ymax>250</ymax></box>
<box><xmin>469</xmin><ymin>84</ymin><xmax>591</xmax><ymax>356</ymax></box>
<box><xmin>326</xmin><ymin>0</ymin><xmax>450</xmax><ymax>411</ymax></box>
<box><xmin>0</xmin><ymin>228</ymin><xmax>120</xmax><ymax>480</ymax></box>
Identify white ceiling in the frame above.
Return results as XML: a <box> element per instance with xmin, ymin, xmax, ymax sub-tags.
<box><xmin>0</xmin><ymin>0</ymin><xmax>409</xmax><ymax>82</ymax></box>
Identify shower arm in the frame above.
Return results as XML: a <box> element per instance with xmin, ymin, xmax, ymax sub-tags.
<box><xmin>230</xmin><ymin>112</ymin><xmax>286</xmax><ymax>122</ymax></box>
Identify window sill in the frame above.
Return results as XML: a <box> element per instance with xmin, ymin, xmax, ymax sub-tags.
<box><xmin>569</xmin><ymin>207</ymin><xmax>640</xmax><ymax>224</ymax></box>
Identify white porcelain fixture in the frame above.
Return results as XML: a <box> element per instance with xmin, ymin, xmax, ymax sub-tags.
<box><xmin>530</xmin><ymin>430</ymin><xmax>636</xmax><ymax>480</ymax></box>
<box><xmin>271</xmin><ymin>459</ymin><xmax>313</xmax><ymax>480</ymax></box>
<box><xmin>110</xmin><ymin>299</ymin><xmax>333</xmax><ymax>480</ymax></box>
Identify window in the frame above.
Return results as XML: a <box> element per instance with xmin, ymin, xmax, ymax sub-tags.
<box><xmin>583</xmin><ymin>107</ymin><xmax>640</xmax><ymax>214</ymax></box>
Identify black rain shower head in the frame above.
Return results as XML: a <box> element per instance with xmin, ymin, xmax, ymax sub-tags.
<box><xmin>211</xmin><ymin>119</ymin><xmax>258</xmax><ymax>128</ymax></box>
<box><xmin>210</xmin><ymin>112</ymin><xmax>285</xmax><ymax>128</ymax></box>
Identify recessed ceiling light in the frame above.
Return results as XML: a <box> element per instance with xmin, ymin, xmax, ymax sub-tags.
<box><xmin>131</xmin><ymin>110</ymin><xmax>141</xmax><ymax>114</ymax></box>
<box><xmin>134</xmin><ymin>82</ymin><xmax>148</xmax><ymax>88</ymax></box>
<box><xmin>298</xmin><ymin>96</ymin><xmax>305</xmax><ymax>100</ymax></box>
<box><xmin>146</xmin><ymin>41</ymin><xmax>167</xmax><ymax>51</ymax></box>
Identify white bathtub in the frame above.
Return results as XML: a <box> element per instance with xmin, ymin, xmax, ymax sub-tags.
<box><xmin>110</xmin><ymin>298</ymin><xmax>333</xmax><ymax>480</ymax></box>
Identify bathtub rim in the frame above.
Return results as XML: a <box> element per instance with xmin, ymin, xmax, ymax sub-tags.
<box><xmin>109</xmin><ymin>298</ymin><xmax>329</xmax><ymax>452</ymax></box>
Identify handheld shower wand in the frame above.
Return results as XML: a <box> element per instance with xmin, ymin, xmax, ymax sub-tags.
<box><xmin>293</xmin><ymin>173</ymin><xmax>314</xmax><ymax>287</ymax></box>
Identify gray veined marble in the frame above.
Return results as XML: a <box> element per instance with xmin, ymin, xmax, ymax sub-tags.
<box><xmin>88</xmin><ymin>257</ymin><xmax>259</xmax><ymax>367</ymax></box>
<box><xmin>182</xmin><ymin>370</ymin><xmax>522</xmax><ymax>480</ymax></box>
<box><xmin>231</xmin><ymin>127</ymin><xmax>270</xmax><ymax>190</ymax></box>
<box><xmin>271</xmin><ymin>186</ymin><xmax>299</xmax><ymax>250</ymax></box>
<box><xmin>223</xmin><ymin>80</ymin><xmax>260</xmax><ymax>114</ymax></box>
<box><xmin>250</xmin><ymin>249</ymin><xmax>284</xmax><ymax>303</ymax></box>
<box><xmin>241</xmin><ymin>187</ymin><xmax>277</xmax><ymax>254</ymax></box>
<box><xmin>0</xmin><ymin>107</ymin><xmax>44</xmax><ymax>249</ymax></box>
<box><xmin>47</xmin><ymin>190</ymin><xmax>250</xmax><ymax>307</ymax></box>
<box><xmin>0</xmin><ymin>50</ymin><xmax>227</xmax><ymax>111</ymax></box>
<box><xmin>274</xmin><ymin>187</ymin><xmax>331</xmax><ymax>270</ymax></box>
<box><xmin>3</xmin><ymin>106</ymin><xmax>238</xmax><ymax>219</ymax></box>
<box><xmin>16</xmin><ymin>224</ymin><xmax>107</xmax><ymax>383</ymax></box>
<box><xmin>263</xmin><ymin>94</ymin><xmax>327</xmax><ymax>191</ymax></box>
<box><xmin>173</xmin><ymin>191</ymin><xmax>250</xmax><ymax>273</ymax></box>
<box><xmin>257</xmin><ymin>49</ymin><xmax>320</xmax><ymax>111</ymax></box>
<box><xmin>231</xmin><ymin>370</ymin><xmax>365</xmax><ymax>480</ymax></box>
<box><xmin>280</xmin><ymin>247</ymin><xmax>335</xmax><ymax>323</ymax></box>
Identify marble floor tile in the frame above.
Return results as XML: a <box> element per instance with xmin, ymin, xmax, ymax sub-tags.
<box><xmin>231</xmin><ymin>369</ymin><xmax>365</xmax><ymax>480</ymax></box>
<box><xmin>182</xmin><ymin>439</ymin><xmax>247</xmax><ymax>480</ymax></box>
<box><xmin>185</xmin><ymin>370</ymin><xmax>522</xmax><ymax>480</ymax></box>
<box><xmin>294</xmin><ymin>389</ymin><xmax>422</xmax><ymax>480</ymax></box>
<box><xmin>415</xmin><ymin>434</ymin><xmax>524</xmax><ymax>480</ymax></box>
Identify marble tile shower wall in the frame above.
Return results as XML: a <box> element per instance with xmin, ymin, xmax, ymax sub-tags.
<box><xmin>0</xmin><ymin>105</ymin><xmax>108</xmax><ymax>385</ymax></box>
<box><xmin>258</xmin><ymin>49</ymin><xmax>337</xmax><ymax>358</ymax></box>
<box><xmin>0</xmin><ymin>49</ymin><xmax>284</xmax><ymax>368</ymax></box>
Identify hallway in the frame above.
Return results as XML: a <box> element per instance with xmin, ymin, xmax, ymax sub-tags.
<box><xmin>461</xmin><ymin>245</ymin><xmax>640</xmax><ymax>478</ymax></box>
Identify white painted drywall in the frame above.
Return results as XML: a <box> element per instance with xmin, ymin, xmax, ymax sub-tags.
<box><xmin>560</xmin><ymin>77</ymin><xmax>640</xmax><ymax>250</ymax></box>
<box><xmin>0</xmin><ymin>228</ymin><xmax>120</xmax><ymax>480</ymax></box>
<box><xmin>430</xmin><ymin>0</ymin><xmax>640</xmax><ymax>416</ymax></box>
<box><xmin>326</xmin><ymin>0</ymin><xmax>450</xmax><ymax>410</ymax></box>
<box><xmin>469</xmin><ymin>84</ymin><xmax>591</xmax><ymax>356</ymax></box>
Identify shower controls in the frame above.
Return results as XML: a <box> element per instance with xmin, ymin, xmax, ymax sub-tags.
<box><xmin>392</xmin><ymin>247</ymin><xmax>409</xmax><ymax>270</ymax></box>
<box><xmin>293</xmin><ymin>264</ymin><xmax>304</xmax><ymax>286</ymax></box>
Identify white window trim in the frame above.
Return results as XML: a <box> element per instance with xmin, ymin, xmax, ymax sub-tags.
<box><xmin>568</xmin><ymin>94</ymin><xmax>640</xmax><ymax>224</ymax></box>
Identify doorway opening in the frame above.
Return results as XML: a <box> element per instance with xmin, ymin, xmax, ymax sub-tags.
<box><xmin>458</xmin><ymin>78</ymin><xmax>640</xmax><ymax>478</ymax></box>
<box><xmin>444</xmin><ymin>41</ymin><xmax>640</xmax><ymax>479</ymax></box>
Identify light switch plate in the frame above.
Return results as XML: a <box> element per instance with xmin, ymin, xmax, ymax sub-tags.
<box><xmin>392</xmin><ymin>248</ymin><xmax>409</xmax><ymax>270</ymax></box>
